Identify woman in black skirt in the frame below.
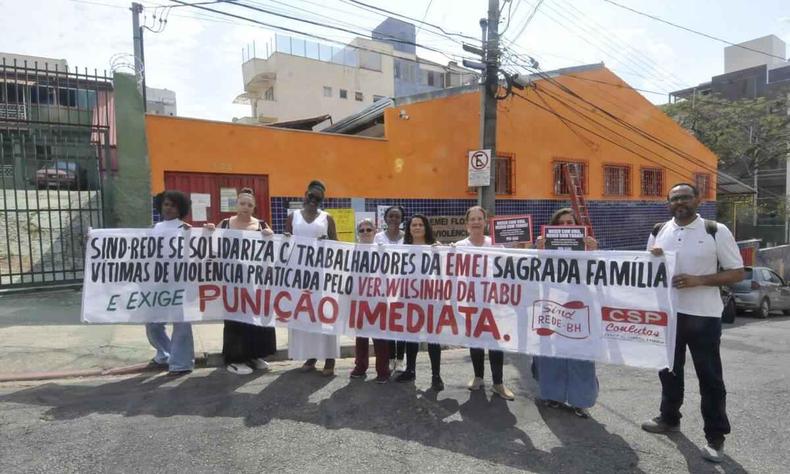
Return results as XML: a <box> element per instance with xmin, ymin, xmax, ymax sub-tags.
<box><xmin>205</xmin><ymin>187</ymin><xmax>276</xmax><ymax>375</ymax></box>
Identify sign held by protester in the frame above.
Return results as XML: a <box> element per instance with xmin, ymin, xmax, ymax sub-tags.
<box><xmin>82</xmin><ymin>229</ymin><xmax>678</xmax><ymax>369</ymax></box>
<box><xmin>490</xmin><ymin>215</ymin><xmax>533</xmax><ymax>245</ymax></box>
<box><xmin>543</xmin><ymin>225</ymin><xmax>587</xmax><ymax>251</ymax></box>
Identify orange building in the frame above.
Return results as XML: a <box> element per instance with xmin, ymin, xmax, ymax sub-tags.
<box><xmin>145</xmin><ymin>64</ymin><xmax>719</xmax><ymax>249</ymax></box>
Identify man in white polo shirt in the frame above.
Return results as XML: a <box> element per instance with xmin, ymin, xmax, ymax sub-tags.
<box><xmin>641</xmin><ymin>183</ymin><xmax>744</xmax><ymax>463</ymax></box>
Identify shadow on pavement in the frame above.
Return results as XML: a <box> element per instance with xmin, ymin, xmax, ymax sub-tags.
<box><xmin>668</xmin><ymin>432</ymin><xmax>748</xmax><ymax>474</ymax></box>
<box><xmin>2</xmin><ymin>355</ymin><xmax>656</xmax><ymax>473</ymax></box>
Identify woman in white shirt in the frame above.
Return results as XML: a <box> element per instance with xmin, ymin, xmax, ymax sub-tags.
<box><xmin>147</xmin><ymin>190</ymin><xmax>194</xmax><ymax>375</ymax></box>
<box><xmin>456</xmin><ymin>206</ymin><xmax>515</xmax><ymax>400</ymax></box>
<box><xmin>374</xmin><ymin>205</ymin><xmax>406</xmax><ymax>372</ymax></box>
<box><xmin>285</xmin><ymin>180</ymin><xmax>340</xmax><ymax>376</ymax></box>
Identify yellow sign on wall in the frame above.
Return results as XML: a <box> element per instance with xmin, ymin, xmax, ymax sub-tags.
<box><xmin>327</xmin><ymin>208</ymin><xmax>356</xmax><ymax>242</ymax></box>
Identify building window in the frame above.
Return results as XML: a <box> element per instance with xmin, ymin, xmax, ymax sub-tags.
<box><xmin>359</xmin><ymin>51</ymin><xmax>382</xmax><ymax>71</ymax></box>
<box><xmin>603</xmin><ymin>165</ymin><xmax>630</xmax><ymax>196</ymax></box>
<box><xmin>263</xmin><ymin>87</ymin><xmax>274</xmax><ymax>101</ymax></box>
<box><xmin>495</xmin><ymin>154</ymin><xmax>514</xmax><ymax>195</ymax></box>
<box><xmin>355</xmin><ymin>91</ymin><xmax>363</xmax><ymax>102</ymax></box>
<box><xmin>427</xmin><ymin>71</ymin><xmax>435</xmax><ymax>86</ymax></box>
<box><xmin>694</xmin><ymin>173</ymin><xmax>712</xmax><ymax>199</ymax></box>
<box><xmin>552</xmin><ymin>160</ymin><xmax>587</xmax><ymax>195</ymax></box>
<box><xmin>323</xmin><ymin>86</ymin><xmax>332</xmax><ymax>97</ymax></box>
<box><xmin>373</xmin><ymin>95</ymin><xmax>385</xmax><ymax>102</ymax></box>
<box><xmin>339</xmin><ymin>89</ymin><xmax>348</xmax><ymax>99</ymax></box>
<box><xmin>641</xmin><ymin>168</ymin><xmax>664</xmax><ymax>196</ymax></box>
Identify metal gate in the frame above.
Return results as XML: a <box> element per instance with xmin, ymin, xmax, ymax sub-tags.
<box><xmin>0</xmin><ymin>58</ymin><xmax>113</xmax><ymax>289</ymax></box>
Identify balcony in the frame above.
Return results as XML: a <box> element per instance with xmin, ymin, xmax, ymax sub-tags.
<box><xmin>0</xmin><ymin>103</ymin><xmax>27</xmax><ymax>120</ymax></box>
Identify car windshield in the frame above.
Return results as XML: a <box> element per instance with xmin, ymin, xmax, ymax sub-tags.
<box><xmin>731</xmin><ymin>268</ymin><xmax>753</xmax><ymax>291</ymax></box>
<box><xmin>54</xmin><ymin>161</ymin><xmax>76</xmax><ymax>171</ymax></box>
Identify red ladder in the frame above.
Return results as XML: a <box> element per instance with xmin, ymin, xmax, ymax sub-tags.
<box><xmin>562</xmin><ymin>163</ymin><xmax>595</xmax><ymax>239</ymax></box>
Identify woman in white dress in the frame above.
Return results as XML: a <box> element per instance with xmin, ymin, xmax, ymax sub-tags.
<box><xmin>285</xmin><ymin>180</ymin><xmax>340</xmax><ymax>376</ymax></box>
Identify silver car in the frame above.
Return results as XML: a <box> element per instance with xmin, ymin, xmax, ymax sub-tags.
<box><xmin>731</xmin><ymin>266</ymin><xmax>790</xmax><ymax>318</ymax></box>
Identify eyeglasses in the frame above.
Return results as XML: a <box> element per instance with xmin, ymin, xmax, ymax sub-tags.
<box><xmin>668</xmin><ymin>194</ymin><xmax>694</xmax><ymax>203</ymax></box>
<box><xmin>358</xmin><ymin>228</ymin><xmax>374</xmax><ymax>233</ymax></box>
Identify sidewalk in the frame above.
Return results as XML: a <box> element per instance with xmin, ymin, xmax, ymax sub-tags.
<box><xmin>0</xmin><ymin>288</ymin><xmax>359</xmax><ymax>380</ymax></box>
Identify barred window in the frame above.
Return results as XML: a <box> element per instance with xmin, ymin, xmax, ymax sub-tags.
<box><xmin>603</xmin><ymin>165</ymin><xmax>630</xmax><ymax>196</ymax></box>
<box><xmin>495</xmin><ymin>154</ymin><xmax>514</xmax><ymax>195</ymax></box>
<box><xmin>553</xmin><ymin>161</ymin><xmax>587</xmax><ymax>195</ymax></box>
<box><xmin>641</xmin><ymin>168</ymin><xmax>663</xmax><ymax>196</ymax></box>
<box><xmin>694</xmin><ymin>173</ymin><xmax>712</xmax><ymax>199</ymax></box>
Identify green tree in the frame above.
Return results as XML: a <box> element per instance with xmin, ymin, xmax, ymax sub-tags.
<box><xmin>661</xmin><ymin>94</ymin><xmax>789</xmax><ymax>171</ymax></box>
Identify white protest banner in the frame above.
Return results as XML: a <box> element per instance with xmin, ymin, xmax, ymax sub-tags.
<box><xmin>82</xmin><ymin>229</ymin><xmax>677</xmax><ymax>369</ymax></box>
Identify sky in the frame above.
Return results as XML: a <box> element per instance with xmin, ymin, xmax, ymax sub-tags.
<box><xmin>2</xmin><ymin>0</ymin><xmax>788</xmax><ymax>121</ymax></box>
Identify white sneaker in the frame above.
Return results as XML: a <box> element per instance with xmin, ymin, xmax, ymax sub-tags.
<box><xmin>701</xmin><ymin>443</ymin><xmax>724</xmax><ymax>463</ymax></box>
<box><xmin>467</xmin><ymin>377</ymin><xmax>485</xmax><ymax>391</ymax></box>
<box><xmin>388</xmin><ymin>359</ymin><xmax>396</xmax><ymax>373</ymax></box>
<box><xmin>250</xmin><ymin>358</ymin><xmax>270</xmax><ymax>371</ymax></box>
<box><xmin>226</xmin><ymin>363</ymin><xmax>253</xmax><ymax>375</ymax></box>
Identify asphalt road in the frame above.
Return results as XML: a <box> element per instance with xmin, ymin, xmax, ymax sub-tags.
<box><xmin>1</xmin><ymin>314</ymin><xmax>787</xmax><ymax>473</ymax></box>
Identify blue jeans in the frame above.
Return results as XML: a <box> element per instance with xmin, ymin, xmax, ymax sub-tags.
<box><xmin>659</xmin><ymin>313</ymin><xmax>730</xmax><ymax>444</ymax></box>
<box><xmin>145</xmin><ymin>322</ymin><xmax>194</xmax><ymax>372</ymax></box>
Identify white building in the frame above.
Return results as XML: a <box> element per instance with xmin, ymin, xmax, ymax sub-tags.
<box><xmin>236</xmin><ymin>18</ymin><xmax>476</xmax><ymax>129</ymax></box>
<box><xmin>146</xmin><ymin>87</ymin><xmax>177</xmax><ymax>116</ymax></box>
<box><xmin>724</xmin><ymin>35</ymin><xmax>789</xmax><ymax>74</ymax></box>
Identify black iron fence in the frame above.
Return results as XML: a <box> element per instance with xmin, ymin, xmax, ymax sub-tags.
<box><xmin>0</xmin><ymin>58</ymin><xmax>113</xmax><ymax>289</ymax></box>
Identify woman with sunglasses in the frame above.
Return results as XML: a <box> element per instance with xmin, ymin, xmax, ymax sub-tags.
<box><xmin>395</xmin><ymin>213</ymin><xmax>444</xmax><ymax>391</ymax></box>
<box><xmin>374</xmin><ymin>205</ymin><xmax>407</xmax><ymax>373</ymax></box>
<box><xmin>349</xmin><ymin>218</ymin><xmax>391</xmax><ymax>383</ymax></box>
<box><xmin>285</xmin><ymin>180</ymin><xmax>340</xmax><ymax>376</ymax></box>
<box><xmin>532</xmin><ymin>207</ymin><xmax>599</xmax><ymax>418</ymax></box>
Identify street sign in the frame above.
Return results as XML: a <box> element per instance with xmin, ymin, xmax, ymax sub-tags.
<box><xmin>468</xmin><ymin>149</ymin><xmax>491</xmax><ymax>187</ymax></box>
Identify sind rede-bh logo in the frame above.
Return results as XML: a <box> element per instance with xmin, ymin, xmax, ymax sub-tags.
<box><xmin>531</xmin><ymin>300</ymin><xmax>591</xmax><ymax>339</ymax></box>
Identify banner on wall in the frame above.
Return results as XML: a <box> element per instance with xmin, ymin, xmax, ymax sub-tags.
<box><xmin>82</xmin><ymin>229</ymin><xmax>678</xmax><ymax>369</ymax></box>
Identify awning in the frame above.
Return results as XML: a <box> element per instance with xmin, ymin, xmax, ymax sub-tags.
<box><xmin>267</xmin><ymin>114</ymin><xmax>332</xmax><ymax>130</ymax></box>
<box><xmin>717</xmin><ymin>170</ymin><xmax>757</xmax><ymax>195</ymax></box>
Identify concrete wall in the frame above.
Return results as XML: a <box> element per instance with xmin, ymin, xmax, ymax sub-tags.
<box><xmin>725</xmin><ymin>35</ymin><xmax>788</xmax><ymax>74</ymax></box>
<box><xmin>105</xmin><ymin>73</ymin><xmax>151</xmax><ymax>228</ymax></box>
<box><xmin>244</xmin><ymin>48</ymin><xmax>395</xmax><ymax>124</ymax></box>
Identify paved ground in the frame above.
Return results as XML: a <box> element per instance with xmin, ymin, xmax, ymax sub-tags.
<box><xmin>1</xmin><ymin>310</ymin><xmax>787</xmax><ymax>473</ymax></box>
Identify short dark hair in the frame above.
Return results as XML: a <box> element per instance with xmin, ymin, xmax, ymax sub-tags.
<box><xmin>307</xmin><ymin>180</ymin><xmax>326</xmax><ymax>193</ymax></box>
<box><xmin>384</xmin><ymin>205</ymin><xmax>405</xmax><ymax>220</ymax></box>
<box><xmin>239</xmin><ymin>187</ymin><xmax>255</xmax><ymax>196</ymax></box>
<box><xmin>668</xmin><ymin>182</ymin><xmax>699</xmax><ymax>198</ymax></box>
<box><xmin>404</xmin><ymin>213</ymin><xmax>436</xmax><ymax>245</ymax></box>
<box><xmin>155</xmin><ymin>190</ymin><xmax>191</xmax><ymax>219</ymax></box>
<box><xmin>549</xmin><ymin>207</ymin><xmax>576</xmax><ymax>226</ymax></box>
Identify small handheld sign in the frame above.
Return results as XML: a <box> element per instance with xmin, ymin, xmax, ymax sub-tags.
<box><xmin>490</xmin><ymin>215</ymin><xmax>533</xmax><ymax>245</ymax></box>
<box><xmin>542</xmin><ymin>225</ymin><xmax>587</xmax><ymax>251</ymax></box>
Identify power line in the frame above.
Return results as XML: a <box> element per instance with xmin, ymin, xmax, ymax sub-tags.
<box><xmin>523</xmin><ymin>0</ymin><xmax>687</xmax><ymax>92</ymax></box>
<box><xmin>222</xmin><ymin>0</ymin><xmax>460</xmax><ymax>61</ymax></box>
<box><xmin>502</xmin><ymin>0</ymin><xmax>543</xmax><ymax>46</ymax></box>
<box><xmin>168</xmin><ymin>0</ymin><xmax>479</xmax><ymax>70</ymax></box>
<box><xmin>602</xmin><ymin>0</ymin><xmax>789</xmax><ymax>62</ymax></box>
<box><xmin>414</xmin><ymin>0</ymin><xmax>434</xmax><ymax>38</ymax></box>
<box><xmin>510</xmin><ymin>87</ymin><xmax>720</xmax><ymax>179</ymax></box>
<box><xmin>550</xmin><ymin>0</ymin><xmax>689</xmax><ymax>90</ymax></box>
<box><xmin>527</xmin><ymin>67</ymin><xmax>718</xmax><ymax>172</ymax></box>
<box><xmin>341</xmin><ymin>0</ymin><xmax>481</xmax><ymax>43</ymax></box>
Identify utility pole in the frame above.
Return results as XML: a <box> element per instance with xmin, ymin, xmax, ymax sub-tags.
<box><xmin>479</xmin><ymin>0</ymin><xmax>500</xmax><ymax>215</ymax></box>
<box><xmin>131</xmin><ymin>2</ymin><xmax>147</xmax><ymax>110</ymax></box>
<box><xmin>462</xmin><ymin>0</ymin><xmax>501</xmax><ymax>215</ymax></box>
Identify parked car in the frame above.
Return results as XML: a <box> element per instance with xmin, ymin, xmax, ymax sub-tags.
<box><xmin>721</xmin><ymin>286</ymin><xmax>736</xmax><ymax>323</ymax></box>
<box><xmin>35</xmin><ymin>160</ymin><xmax>87</xmax><ymax>190</ymax></box>
<box><xmin>730</xmin><ymin>266</ymin><xmax>790</xmax><ymax>318</ymax></box>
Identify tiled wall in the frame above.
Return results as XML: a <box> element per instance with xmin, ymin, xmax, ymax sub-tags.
<box><xmin>270</xmin><ymin>196</ymin><xmax>715</xmax><ymax>250</ymax></box>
